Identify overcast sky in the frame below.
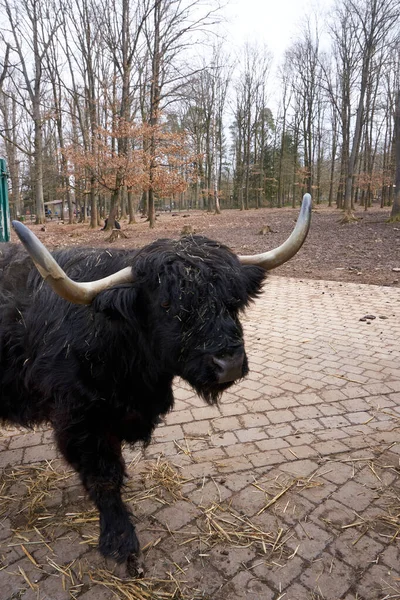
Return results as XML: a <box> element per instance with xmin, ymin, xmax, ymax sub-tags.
<box><xmin>221</xmin><ymin>0</ymin><xmax>333</xmax><ymax>63</ymax></box>
<box><xmin>218</xmin><ymin>0</ymin><xmax>334</xmax><ymax>109</ymax></box>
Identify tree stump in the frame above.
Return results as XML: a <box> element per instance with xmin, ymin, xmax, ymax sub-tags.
<box><xmin>181</xmin><ymin>224</ymin><xmax>195</xmax><ymax>235</ymax></box>
<box><xmin>338</xmin><ymin>212</ymin><xmax>359</xmax><ymax>224</ymax></box>
<box><xmin>106</xmin><ymin>229</ymin><xmax>129</xmax><ymax>243</ymax></box>
<box><xmin>258</xmin><ymin>225</ymin><xmax>276</xmax><ymax>235</ymax></box>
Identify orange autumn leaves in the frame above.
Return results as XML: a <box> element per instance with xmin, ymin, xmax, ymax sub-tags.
<box><xmin>63</xmin><ymin>119</ymin><xmax>196</xmax><ymax>197</ymax></box>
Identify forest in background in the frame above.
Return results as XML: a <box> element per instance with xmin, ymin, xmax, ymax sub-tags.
<box><xmin>0</xmin><ymin>0</ymin><xmax>399</xmax><ymax>228</ymax></box>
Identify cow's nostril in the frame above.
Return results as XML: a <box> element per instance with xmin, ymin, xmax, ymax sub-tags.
<box><xmin>213</xmin><ymin>352</ymin><xmax>244</xmax><ymax>383</ymax></box>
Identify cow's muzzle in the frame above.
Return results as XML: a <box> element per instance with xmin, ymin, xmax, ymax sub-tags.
<box><xmin>213</xmin><ymin>349</ymin><xmax>245</xmax><ymax>383</ymax></box>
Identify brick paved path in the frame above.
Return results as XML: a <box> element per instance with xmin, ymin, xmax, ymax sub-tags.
<box><xmin>1</xmin><ymin>276</ymin><xmax>400</xmax><ymax>600</ymax></box>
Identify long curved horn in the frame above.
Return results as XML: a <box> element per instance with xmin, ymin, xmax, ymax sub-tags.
<box><xmin>238</xmin><ymin>193</ymin><xmax>312</xmax><ymax>270</ymax></box>
<box><xmin>12</xmin><ymin>221</ymin><xmax>134</xmax><ymax>305</ymax></box>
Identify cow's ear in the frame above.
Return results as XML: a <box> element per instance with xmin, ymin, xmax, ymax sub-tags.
<box><xmin>91</xmin><ymin>284</ymin><xmax>139</xmax><ymax>320</ymax></box>
<box><xmin>242</xmin><ymin>265</ymin><xmax>266</xmax><ymax>300</ymax></box>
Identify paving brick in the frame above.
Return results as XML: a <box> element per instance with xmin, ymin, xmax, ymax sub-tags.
<box><xmin>188</xmin><ymin>480</ymin><xmax>232</xmax><ymax>507</ymax></box>
<box><xmin>235</xmin><ymin>387</ymin><xmax>263</xmax><ymax>400</ymax></box>
<box><xmin>219</xmin><ymin>401</ymin><xmax>250</xmax><ymax>416</ymax></box>
<box><xmin>221</xmin><ymin>471</ymin><xmax>259</xmax><ymax>492</ymax></box>
<box><xmin>191</xmin><ymin>447</ymin><xmax>227</xmax><ymax>463</ymax></box>
<box><xmin>364</xmin><ymin>383</ymin><xmax>394</xmax><ymax>395</ymax></box>
<box><xmin>300</xmin><ymin>377</ymin><xmax>327</xmax><ymax>390</ymax></box>
<box><xmin>182</xmin><ymin>420</ymin><xmax>212</xmax><ymax>437</ymax></box>
<box><xmin>23</xmin><ymin>445</ymin><xmax>59</xmax><ymax>463</ymax></box>
<box><xmin>292</xmin><ymin>418</ymin><xmax>322</xmax><ymax>432</ymax></box>
<box><xmin>155</xmin><ymin>424</ymin><xmax>184</xmax><ymax>442</ymax></box>
<box><xmin>27</xmin><ymin>573</ymin><xmax>71</xmax><ymax>599</ymax></box>
<box><xmin>145</xmin><ymin>440</ymin><xmax>179</xmax><ymax>457</ymax></box>
<box><xmin>380</xmin><ymin>544</ymin><xmax>400</xmax><ymax>570</ymax></box>
<box><xmin>240</xmin><ymin>378</ymin><xmax>265</xmax><ymax>391</ymax></box>
<box><xmin>78</xmin><ymin>587</ymin><xmax>115</xmax><ymax>600</ymax></box>
<box><xmin>282</xmin><ymin>445</ymin><xmax>317</xmax><ymax>460</ymax></box>
<box><xmin>248</xmin><ymin>450</ymin><xmax>285</xmax><ymax>468</ymax></box>
<box><xmin>173</xmin><ymin>387</ymin><xmax>196</xmax><ymax>401</ymax></box>
<box><xmin>220</xmin><ymin>570</ymin><xmax>275</xmax><ymax>600</ymax></box>
<box><xmin>319</xmin><ymin>402</ymin><xmax>348</xmax><ymax>416</ymax></box>
<box><xmin>285</xmin><ymin>432</ymin><xmax>316</xmax><ymax>447</ymax></box>
<box><xmin>300</xmin><ymin>552</ymin><xmax>353</xmax><ymax>599</ymax></box>
<box><xmin>309</xmin><ymin>499</ymin><xmax>360</xmax><ymax>534</ymax></box>
<box><xmin>320</xmin><ymin>415</ymin><xmax>351</xmax><ymax>429</ymax></box>
<box><xmin>0</xmin><ymin>448</ymin><xmax>24</xmax><ymax>468</ymax></box>
<box><xmin>209</xmin><ymin>431</ymin><xmax>238</xmax><ymax>448</ymax></box>
<box><xmin>292</xmin><ymin>408</ymin><xmax>323</xmax><ymax>426</ymax></box>
<box><xmin>0</xmin><ymin>558</ymin><xmax>44</xmax><ymax>599</ymax></box>
<box><xmin>247</xmin><ymin>398</ymin><xmax>276</xmax><ymax>413</ymax></box>
<box><xmin>267</xmin><ymin>409</ymin><xmax>295</xmax><ymax>424</ymax></box>
<box><xmin>314</xmin><ymin>439</ymin><xmax>349</xmax><ymax>456</ymax></box>
<box><xmin>319</xmin><ymin>462</ymin><xmax>355</xmax><ymax>484</ymax></box>
<box><xmin>269</xmin><ymin>395</ymin><xmax>299</xmax><ymax>409</ymax></box>
<box><xmin>236</xmin><ymin>427</ymin><xmax>268</xmax><ymax>443</ymax></box>
<box><xmin>239</xmin><ymin>412</ymin><xmax>270</xmax><ymax>428</ymax></box>
<box><xmin>289</xmin><ymin>522</ymin><xmax>334</xmax><ymax>559</ymax></box>
<box><xmin>181</xmin><ymin>461</ymin><xmax>216</xmax><ymax>479</ymax></box>
<box><xmin>190</xmin><ymin>405</ymin><xmax>221</xmax><ymax>420</ymax></box>
<box><xmin>255</xmin><ymin>438</ymin><xmax>290</xmax><ymax>451</ymax></box>
<box><xmin>341</xmin><ymin>386</ymin><xmax>370</xmax><ymax>399</ymax></box>
<box><xmin>207</xmin><ymin>544</ymin><xmax>256</xmax><ymax>577</ymax></box>
<box><xmin>330</xmin><ymin>531</ymin><xmax>384</xmax><ymax>568</ymax></box>
<box><xmin>164</xmin><ymin>409</ymin><xmax>193</xmax><ymax>425</ymax></box>
<box><xmin>265</xmin><ymin>423</ymin><xmax>294</xmax><ymax>438</ymax></box>
<box><xmin>280</xmin><ymin>459</ymin><xmax>320</xmax><ymax>477</ymax></box>
<box><xmin>280</xmin><ymin>381</ymin><xmax>306</xmax><ymax>393</ymax></box>
<box><xmin>212</xmin><ymin>415</ymin><xmax>241</xmax><ymax>432</ymax></box>
<box><xmin>355</xmin><ymin>564</ymin><xmax>400</xmax><ymax>600</ymax></box>
<box><xmin>331</xmin><ymin>480</ymin><xmax>378</xmax><ymax>511</ymax></box>
<box><xmin>340</xmin><ymin>397</ymin><xmax>373</xmax><ymax>412</ymax></box>
<box><xmin>250</xmin><ymin>555</ymin><xmax>304</xmax><ymax>591</ymax></box>
<box><xmin>230</xmin><ymin>486</ymin><xmax>268</xmax><ymax>516</ymax></box>
<box><xmin>316</xmin><ymin>428</ymin><xmax>349</xmax><ymax>442</ymax></box>
<box><xmin>216</xmin><ymin>455</ymin><xmax>253</xmax><ymax>473</ymax></box>
<box><xmin>283</xmin><ymin>583</ymin><xmax>313</xmax><ymax>600</ymax></box>
<box><xmin>155</xmin><ymin>499</ymin><xmax>199</xmax><ymax>530</ymax></box>
<box><xmin>178</xmin><ymin>558</ymin><xmax>227</xmax><ymax>595</ymax></box>
<box><xmin>275</xmin><ymin>493</ymin><xmax>316</xmax><ymax>526</ymax></box>
<box><xmin>8</xmin><ymin>431</ymin><xmax>43</xmax><ymax>450</ymax></box>
<box><xmin>225</xmin><ymin>441</ymin><xmax>258</xmax><ymax>457</ymax></box>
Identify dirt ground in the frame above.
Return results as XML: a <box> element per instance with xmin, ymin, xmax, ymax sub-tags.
<box><xmin>15</xmin><ymin>204</ymin><xmax>400</xmax><ymax>287</ymax></box>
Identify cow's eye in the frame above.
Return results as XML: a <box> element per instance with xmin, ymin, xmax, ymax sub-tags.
<box><xmin>161</xmin><ymin>301</ymin><xmax>170</xmax><ymax>309</ymax></box>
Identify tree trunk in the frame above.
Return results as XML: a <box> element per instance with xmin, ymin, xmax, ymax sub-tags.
<box><xmin>390</xmin><ymin>90</ymin><xmax>400</xmax><ymax>220</ymax></box>
<box><xmin>33</xmin><ymin>110</ymin><xmax>45</xmax><ymax>224</ymax></box>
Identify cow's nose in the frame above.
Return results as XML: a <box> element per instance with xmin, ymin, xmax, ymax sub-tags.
<box><xmin>213</xmin><ymin>351</ymin><xmax>245</xmax><ymax>383</ymax></box>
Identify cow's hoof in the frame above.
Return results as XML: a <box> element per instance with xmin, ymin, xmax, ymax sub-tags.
<box><xmin>127</xmin><ymin>552</ymin><xmax>145</xmax><ymax>578</ymax></box>
<box><xmin>100</xmin><ymin>521</ymin><xmax>140</xmax><ymax>564</ymax></box>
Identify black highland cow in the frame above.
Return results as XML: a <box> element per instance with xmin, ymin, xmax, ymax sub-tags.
<box><xmin>0</xmin><ymin>195</ymin><xmax>311</xmax><ymax>567</ymax></box>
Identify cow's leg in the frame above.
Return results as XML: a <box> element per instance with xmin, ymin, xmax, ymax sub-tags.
<box><xmin>54</xmin><ymin>422</ymin><xmax>139</xmax><ymax>563</ymax></box>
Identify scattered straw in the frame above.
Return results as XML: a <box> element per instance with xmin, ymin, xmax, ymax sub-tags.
<box><xmin>129</xmin><ymin>456</ymin><xmax>192</xmax><ymax>506</ymax></box>
<box><xmin>0</xmin><ymin>460</ymin><xmax>73</xmax><ymax>522</ymax></box>
<box><xmin>254</xmin><ymin>472</ymin><xmax>324</xmax><ymax>516</ymax></box>
<box><xmin>89</xmin><ymin>568</ymin><xmax>192</xmax><ymax>600</ymax></box>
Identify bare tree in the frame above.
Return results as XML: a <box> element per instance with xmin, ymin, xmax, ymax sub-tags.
<box><xmin>333</xmin><ymin>0</ymin><xmax>399</xmax><ymax>221</ymax></box>
<box><xmin>97</xmin><ymin>0</ymin><xmax>149</xmax><ymax>228</ymax></box>
<box><xmin>390</xmin><ymin>89</ymin><xmax>400</xmax><ymax>220</ymax></box>
<box><xmin>232</xmin><ymin>43</ymin><xmax>272</xmax><ymax>209</ymax></box>
<box><xmin>0</xmin><ymin>43</ymin><xmax>23</xmax><ymax>217</ymax></box>
<box><xmin>143</xmin><ymin>0</ymin><xmax>222</xmax><ymax>227</ymax></box>
<box><xmin>2</xmin><ymin>0</ymin><xmax>61</xmax><ymax>224</ymax></box>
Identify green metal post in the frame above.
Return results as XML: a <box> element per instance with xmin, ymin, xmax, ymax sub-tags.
<box><xmin>0</xmin><ymin>158</ymin><xmax>11</xmax><ymax>242</ymax></box>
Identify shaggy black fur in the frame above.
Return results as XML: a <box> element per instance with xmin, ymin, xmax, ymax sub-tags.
<box><xmin>0</xmin><ymin>235</ymin><xmax>265</xmax><ymax>563</ymax></box>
